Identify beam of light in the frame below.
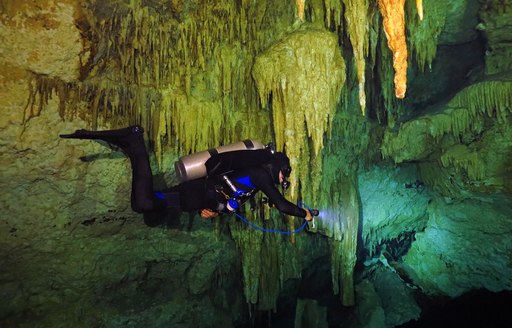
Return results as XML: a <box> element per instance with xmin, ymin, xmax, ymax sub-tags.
<box><xmin>305</xmin><ymin>207</ymin><xmax>339</xmax><ymax>236</ymax></box>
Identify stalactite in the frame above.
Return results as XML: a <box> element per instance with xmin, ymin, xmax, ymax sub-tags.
<box><xmin>317</xmin><ymin>86</ymin><xmax>372</xmax><ymax>305</ymax></box>
<box><xmin>23</xmin><ymin>75</ymin><xmax>54</xmax><ymax>123</ymax></box>
<box><xmin>323</xmin><ymin>0</ymin><xmax>343</xmax><ymax>31</ymax></box>
<box><xmin>253</xmin><ymin>27</ymin><xmax>345</xmax><ymax>204</ymax></box>
<box><xmin>406</xmin><ymin>0</ymin><xmax>446</xmax><ymax>72</ymax></box>
<box><xmin>377</xmin><ymin>0</ymin><xmax>407</xmax><ymax>99</ymax></box>
<box><xmin>294</xmin><ymin>299</ymin><xmax>328</xmax><ymax>327</ymax></box>
<box><xmin>416</xmin><ymin>0</ymin><xmax>423</xmax><ymax>20</ymax></box>
<box><xmin>381</xmin><ymin>80</ymin><xmax>512</xmax><ymax>166</ymax></box>
<box><xmin>418</xmin><ymin>161</ymin><xmax>465</xmax><ymax>198</ymax></box>
<box><xmin>449</xmin><ymin>80</ymin><xmax>512</xmax><ymax>124</ymax></box>
<box><xmin>257</xmin><ymin>232</ymin><xmax>282</xmax><ymax>311</ymax></box>
<box><xmin>20</xmin><ymin>0</ymin><xmax>272</xmax><ymax>167</ymax></box>
<box><xmin>227</xmin><ymin>206</ymin><xmax>289</xmax><ymax>309</ymax></box>
<box><xmin>342</xmin><ymin>0</ymin><xmax>370</xmax><ymax>115</ymax></box>
<box><xmin>367</xmin><ymin>4</ymin><xmax>381</xmax><ymax>80</ymax></box>
<box><xmin>296</xmin><ymin>0</ymin><xmax>306</xmax><ymax>21</ymax></box>
<box><xmin>377</xmin><ymin>23</ymin><xmax>394</xmax><ymax>114</ymax></box>
<box><xmin>440</xmin><ymin>145</ymin><xmax>483</xmax><ymax>180</ymax></box>
<box><xmin>439</xmin><ymin>80</ymin><xmax>512</xmax><ymax>180</ymax></box>
<box><xmin>341</xmin><ymin>177</ymin><xmax>359</xmax><ymax>306</ymax></box>
<box><xmin>321</xmin><ymin>134</ymin><xmax>361</xmax><ymax>304</ymax></box>
<box><xmin>228</xmin><ymin>209</ymin><xmax>264</xmax><ymax>305</ymax></box>
<box><xmin>367</xmin><ymin>5</ymin><xmax>386</xmax><ymax>124</ymax></box>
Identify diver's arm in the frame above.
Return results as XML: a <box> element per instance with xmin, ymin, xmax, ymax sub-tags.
<box><xmin>266</xmin><ymin>186</ymin><xmax>313</xmax><ymax>220</ymax></box>
<box><xmin>254</xmin><ymin>169</ymin><xmax>309</xmax><ymax>218</ymax></box>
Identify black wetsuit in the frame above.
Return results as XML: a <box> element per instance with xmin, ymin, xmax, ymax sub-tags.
<box><xmin>59</xmin><ymin>125</ymin><xmax>306</xmax><ymax>218</ymax></box>
<box><xmin>172</xmin><ymin>167</ymin><xmax>307</xmax><ymax>218</ymax></box>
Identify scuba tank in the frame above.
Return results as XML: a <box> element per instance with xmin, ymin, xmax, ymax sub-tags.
<box><xmin>175</xmin><ymin>139</ymin><xmax>266</xmax><ymax>183</ymax></box>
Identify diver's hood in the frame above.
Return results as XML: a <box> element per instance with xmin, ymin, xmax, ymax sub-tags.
<box><xmin>269</xmin><ymin>152</ymin><xmax>291</xmax><ymax>185</ymax></box>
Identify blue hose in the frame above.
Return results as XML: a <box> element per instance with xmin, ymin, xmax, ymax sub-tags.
<box><xmin>231</xmin><ymin>201</ymin><xmax>312</xmax><ymax>234</ymax></box>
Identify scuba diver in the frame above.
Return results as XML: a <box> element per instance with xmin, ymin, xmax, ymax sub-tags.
<box><xmin>60</xmin><ymin>125</ymin><xmax>315</xmax><ymax>225</ymax></box>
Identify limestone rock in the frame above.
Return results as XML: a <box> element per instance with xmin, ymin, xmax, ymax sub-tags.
<box><xmin>371</xmin><ymin>268</ymin><xmax>421</xmax><ymax>327</ymax></box>
<box><xmin>0</xmin><ymin>0</ymin><xmax>86</xmax><ymax>82</ymax></box>
<box><xmin>437</xmin><ymin>0</ymin><xmax>480</xmax><ymax>45</ymax></box>
<box><xmin>359</xmin><ymin>164</ymin><xmax>432</xmax><ymax>256</ymax></box>
<box><xmin>478</xmin><ymin>0</ymin><xmax>512</xmax><ymax>74</ymax></box>
<box><xmin>354</xmin><ymin>280</ymin><xmax>387</xmax><ymax>328</ymax></box>
<box><xmin>404</xmin><ymin>195</ymin><xmax>512</xmax><ymax>297</ymax></box>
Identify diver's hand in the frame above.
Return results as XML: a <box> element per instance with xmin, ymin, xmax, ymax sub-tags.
<box><xmin>200</xmin><ymin>208</ymin><xmax>219</xmax><ymax>218</ymax></box>
<box><xmin>304</xmin><ymin>208</ymin><xmax>313</xmax><ymax>221</ymax></box>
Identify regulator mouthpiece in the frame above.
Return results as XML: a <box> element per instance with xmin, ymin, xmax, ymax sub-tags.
<box><xmin>281</xmin><ymin>179</ymin><xmax>290</xmax><ymax>192</ymax></box>
<box><xmin>265</xmin><ymin>142</ymin><xmax>275</xmax><ymax>153</ymax></box>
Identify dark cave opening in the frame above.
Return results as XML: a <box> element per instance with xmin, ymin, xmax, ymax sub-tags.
<box><xmin>399</xmin><ymin>289</ymin><xmax>512</xmax><ymax>328</ymax></box>
<box><xmin>243</xmin><ymin>231</ymin><xmax>512</xmax><ymax>328</ymax></box>
<box><xmin>249</xmin><ymin>264</ymin><xmax>512</xmax><ymax>328</ymax></box>
<box><xmin>270</xmin><ymin>255</ymin><xmax>349</xmax><ymax>328</ymax></box>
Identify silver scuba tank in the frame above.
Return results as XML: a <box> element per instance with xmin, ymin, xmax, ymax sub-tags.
<box><xmin>175</xmin><ymin>139</ymin><xmax>265</xmax><ymax>183</ymax></box>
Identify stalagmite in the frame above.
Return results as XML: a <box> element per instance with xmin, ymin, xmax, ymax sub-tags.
<box><xmin>378</xmin><ymin>0</ymin><xmax>408</xmax><ymax>99</ymax></box>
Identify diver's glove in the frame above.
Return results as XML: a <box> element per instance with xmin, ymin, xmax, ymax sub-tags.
<box><xmin>303</xmin><ymin>208</ymin><xmax>313</xmax><ymax>221</ymax></box>
<box><xmin>305</xmin><ymin>209</ymin><xmax>320</xmax><ymax>220</ymax></box>
<box><xmin>200</xmin><ymin>208</ymin><xmax>220</xmax><ymax>218</ymax></box>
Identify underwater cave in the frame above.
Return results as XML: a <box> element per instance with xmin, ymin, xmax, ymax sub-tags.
<box><xmin>1</xmin><ymin>0</ymin><xmax>512</xmax><ymax>327</ymax></box>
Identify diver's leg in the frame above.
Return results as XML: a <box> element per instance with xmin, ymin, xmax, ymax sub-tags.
<box><xmin>150</xmin><ymin>187</ymin><xmax>183</xmax><ymax>227</ymax></box>
<box><xmin>60</xmin><ymin>125</ymin><xmax>166</xmax><ymax>213</ymax></box>
<box><xmin>127</xmin><ymin>130</ymin><xmax>167</xmax><ymax>213</ymax></box>
<box><xmin>60</xmin><ymin>126</ymin><xmax>143</xmax><ymax>152</ymax></box>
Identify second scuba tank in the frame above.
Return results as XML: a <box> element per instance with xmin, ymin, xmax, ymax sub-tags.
<box><xmin>175</xmin><ymin>139</ymin><xmax>265</xmax><ymax>183</ymax></box>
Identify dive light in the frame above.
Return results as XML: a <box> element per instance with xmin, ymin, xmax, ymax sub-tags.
<box><xmin>307</xmin><ymin>208</ymin><xmax>320</xmax><ymax>232</ymax></box>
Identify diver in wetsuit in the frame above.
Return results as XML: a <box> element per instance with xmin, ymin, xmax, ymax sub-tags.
<box><xmin>60</xmin><ymin>125</ymin><xmax>314</xmax><ymax>223</ymax></box>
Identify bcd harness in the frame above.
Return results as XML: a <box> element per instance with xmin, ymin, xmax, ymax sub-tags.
<box><xmin>213</xmin><ymin>174</ymin><xmax>258</xmax><ymax>213</ymax></box>
<box><xmin>202</xmin><ymin>146</ymin><xmax>277</xmax><ymax>213</ymax></box>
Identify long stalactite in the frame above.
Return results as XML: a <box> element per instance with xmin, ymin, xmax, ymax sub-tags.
<box><xmin>342</xmin><ymin>0</ymin><xmax>370</xmax><ymax>115</ymax></box>
<box><xmin>377</xmin><ymin>0</ymin><xmax>408</xmax><ymax>99</ymax></box>
<box><xmin>253</xmin><ymin>26</ymin><xmax>345</xmax><ymax>202</ymax></box>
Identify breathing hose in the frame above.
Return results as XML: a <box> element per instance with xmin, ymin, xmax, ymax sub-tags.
<box><xmin>231</xmin><ymin>201</ymin><xmax>316</xmax><ymax>235</ymax></box>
